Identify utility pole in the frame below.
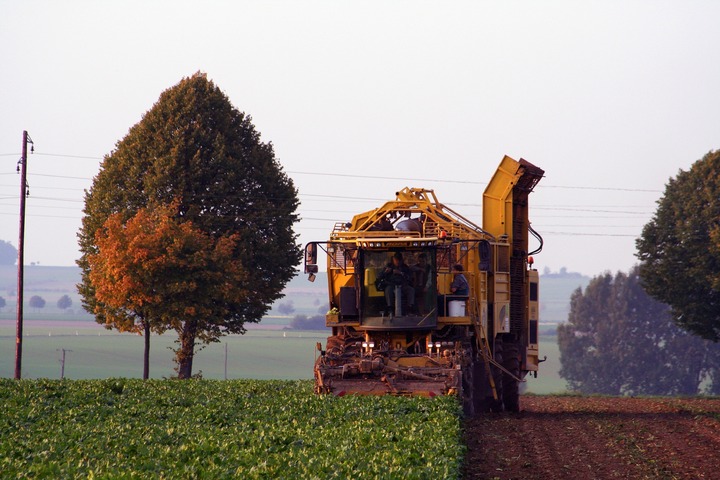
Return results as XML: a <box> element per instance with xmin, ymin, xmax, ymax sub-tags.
<box><xmin>57</xmin><ymin>348</ymin><xmax>73</xmax><ymax>379</ymax></box>
<box><xmin>224</xmin><ymin>343</ymin><xmax>228</xmax><ymax>380</ymax></box>
<box><xmin>15</xmin><ymin>130</ymin><xmax>33</xmax><ymax>380</ymax></box>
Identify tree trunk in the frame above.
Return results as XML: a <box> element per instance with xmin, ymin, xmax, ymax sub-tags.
<box><xmin>709</xmin><ymin>367</ymin><xmax>720</xmax><ymax>395</ymax></box>
<box><xmin>143</xmin><ymin>321</ymin><xmax>150</xmax><ymax>380</ymax></box>
<box><xmin>176</xmin><ymin>321</ymin><xmax>197</xmax><ymax>379</ymax></box>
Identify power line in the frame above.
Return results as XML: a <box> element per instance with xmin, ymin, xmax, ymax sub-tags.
<box><xmin>0</xmin><ymin>151</ymin><xmax>662</xmax><ymax>238</ymax></box>
<box><xmin>0</xmin><ymin>206</ymin><xmax>651</xmax><ymax>229</ymax></box>
<box><xmin>534</xmin><ymin>207</ymin><xmax>651</xmax><ymax>215</ymax></box>
<box><xmin>29</xmin><ymin>196</ymin><xmax>84</xmax><ymax>203</ymax></box>
<box><xmin>288</xmin><ymin>170</ymin><xmax>662</xmax><ymax>193</ymax></box>
<box><xmin>288</xmin><ymin>170</ymin><xmax>489</xmax><ymax>186</ymax></box>
<box><xmin>0</xmin><ymin>212</ymin><xmax>80</xmax><ymax>219</ymax></box>
<box><xmin>541</xmin><ymin>184</ymin><xmax>660</xmax><ymax>193</ymax></box>
<box><xmin>533</xmin><ymin>214</ymin><xmax>651</xmax><ymax>219</ymax></box>
<box><xmin>0</xmin><ymin>184</ymin><xmax>86</xmax><ymax>192</ymax></box>
<box><xmin>534</xmin><ymin>225</ymin><xmax>641</xmax><ymax>229</ymax></box>
<box><xmin>32</xmin><ymin>173</ymin><xmax>92</xmax><ymax>181</ymax></box>
<box><xmin>6</xmin><ymin>151</ymin><xmax>664</xmax><ymax>193</ymax></box>
<box><xmin>0</xmin><ymin>206</ymin><xmax>649</xmax><ymax>237</ymax></box>
<box><xmin>542</xmin><ymin>231</ymin><xmax>638</xmax><ymax>238</ymax></box>
<box><xmin>33</xmin><ymin>152</ymin><xmax>102</xmax><ymax>160</ymax></box>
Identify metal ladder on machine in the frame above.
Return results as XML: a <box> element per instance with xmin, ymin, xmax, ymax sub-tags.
<box><xmin>469</xmin><ymin>297</ymin><xmax>525</xmax><ymax>404</ymax></box>
<box><xmin>468</xmin><ymin>297</ymin><xmax>499</xmax><ymax>402</ymax></box>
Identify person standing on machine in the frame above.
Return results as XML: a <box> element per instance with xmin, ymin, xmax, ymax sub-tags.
<box><xmin>450</xmin><ymin>264</ymin><xmax>469</xmax><ymax>297</ymax></box>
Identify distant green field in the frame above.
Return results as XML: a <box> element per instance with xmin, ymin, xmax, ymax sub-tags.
<box><xmin>1</xmin><ymin>322</ymin><xmax>568</xmax><ymax>393</ymax></box>
<box><xmin>0</xmin><ymin>323</ymin><xmax>325</xmax><ymax>380</ymax></box>
<box><xmin>538</xmin><ymin>274</ymin><xmax>590</xmax><ymax>324</ymax></box>
<box><xmin>0</xmin><ymin>266</ymin><xmax>589</xmax><ymax>323</ymax></box>
<box><xmin>525</xmin><ymin>335</ymin><xmax>567</xmax><ymax>394</ymax></box>
<box><xmin>0</xmin><ymin>264</ymin><xmax>574</xmax><ymax>392</ymax></box>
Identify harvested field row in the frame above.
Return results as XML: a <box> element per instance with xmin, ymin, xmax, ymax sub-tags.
<box><xmin>464</xmin><ymin>396</ymin><xmax>720</xmax><ymax>480</ymax></box>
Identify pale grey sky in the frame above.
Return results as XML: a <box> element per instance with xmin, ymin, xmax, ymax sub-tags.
<box><xmin>1</xmin><ymin>1</ymin><xmax>719</xmax><ymax>275</ymax></box>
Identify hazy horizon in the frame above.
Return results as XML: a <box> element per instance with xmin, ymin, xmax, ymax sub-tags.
<box><xmin>2</xmin><ymin>2</ymin><xmax>719</xmax><ymax>276</ymax></box>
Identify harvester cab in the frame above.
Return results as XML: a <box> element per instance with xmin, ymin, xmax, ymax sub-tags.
<box><xmin>304</xmin><ymin>156</ymin><xmax>544</xmax><ymax>414</ymax></box>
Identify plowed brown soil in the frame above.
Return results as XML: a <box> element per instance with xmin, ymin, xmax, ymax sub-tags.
<box><xmin>463</xmin><ymin>396</ymin><xmax>720</xmax><ymax>480</ymax></box>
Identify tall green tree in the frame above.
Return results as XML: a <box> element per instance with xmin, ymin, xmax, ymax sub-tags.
<box><xmin>558</xmin><ymin>268</ymin><xmax>720</xmax><ymax>395</ymax></box>
<box><xmin>78</xmin><ymin>73</ymin><xmax>300</xmax><ymax>378</ymax></box>
<box><xmin>29</xmin><ymin>295</ymin><xmax>46</xmax><ymax>310</ymax></box>
<box><xmin>57</xmin><ymin>295</ymin><xmax>72</xmax><ymax>311</ymax></box>
<box><xmin>0</xmin><ymin>240</ymin><xmax>17</xmax><ymax>265</ymax></box>
<box><xmin>636</xmin><ymin>150</ymin><xmax>720</xmax><ymax>341</ymax></box>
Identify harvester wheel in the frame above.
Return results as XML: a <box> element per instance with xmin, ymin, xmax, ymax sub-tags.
<box><xmin>502</xmin><ymin>342</ymin><xmax>521</xmax><ymax>412</ymax></box>
<box><xmin>490</xmin><ymin>340</ymin><xmax>504</xmax><ymax>412</ymax></box>
<box><xmin>462</xmin><ymin>354</ymin><xmax>476</xmax><ymax>417</ymax></box>
<box><xmin>475</xmin><ymin>341</ymin><xmax>504</xmax><ymax>413</ymax></box>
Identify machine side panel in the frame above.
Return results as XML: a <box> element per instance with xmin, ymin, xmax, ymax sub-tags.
<box><xmin>482</xmin><ymin>155</ymin><xmax>522</xmax><ymax>239</ymax></box>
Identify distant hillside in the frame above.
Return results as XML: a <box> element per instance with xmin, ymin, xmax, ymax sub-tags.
<box><xmin>278</xmin><ymin>270</ymin><xmax>588</xmax><ymax>324</ymax></box>
<box><xmin>0</xmin><ymin>265</ymin><xmax>87</xmax><ymax>317</ymax></box>
<box><xmin>538</xmin><ymin>272</ymin><xmax>590</xmax><ymax>324</ymax></box>
<box><xmin>0</xmin><ymin>265</ymin><xmax>81</xmax><ymax>294</ymax></box>
<box><xmin>0</xmin><ymin>266</ymin><xmax>588</xmax><ymax>324</ymax></box>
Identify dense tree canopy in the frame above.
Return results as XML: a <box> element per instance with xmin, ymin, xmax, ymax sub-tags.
<box><xmin>29</xmin><ymin>295</ymin><xmax>46</xmax><ymax>310</ymax></box>
<box><xmin>57</xmin><ymin>295</ymin><xmax>72</xmax><ymax>310</ymax></box>
<box><xmin>0</xmin><ymin>240</ymin><xmax>17</xmax><ymax>265</ymax></box>
<box><xmin>289</xmin><ymin>314</ymin><xmax>326</xmax><ymax>330</ymax></box>
<box><xmin>78</xmin><ymin>73</ymin><xmax>300</xmax><ymax>378</ymax></box>
<box><xmin>558</xmin><ymin>268</ymin><xmax>720</xmax><ymax>395</ymax></box>
<box><xmin>636</xmin><ymin>150</ymin><xmax>720</xmax><ymax>341</ymax></box>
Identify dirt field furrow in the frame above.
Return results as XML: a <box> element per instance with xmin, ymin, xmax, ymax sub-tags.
<box><xmin>463</xmin><ymin>396</ymin><xmax>720</xmax><ymax>480</ymax></box>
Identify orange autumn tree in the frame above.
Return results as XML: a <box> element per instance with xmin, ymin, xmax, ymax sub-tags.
<box><xmin>89</xmin><ymin>203</ymin><xmax>246</xmax><ymax>379</ymax></box>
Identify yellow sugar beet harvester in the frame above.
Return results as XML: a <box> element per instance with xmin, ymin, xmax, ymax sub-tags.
<box><xmin>304</xmin><ymin>155</ymin><xmax>544</xmax><ymax>414</ymax></box>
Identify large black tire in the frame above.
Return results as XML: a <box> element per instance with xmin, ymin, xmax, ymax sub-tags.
<box><xmin>462</xmin><ymin>353</ymin><xmax>476</xmax><ymax>417</ymax></box>
<box><xmin>489</xmin><ymin>340</ymin><xmax>504</xmax><ymax>412</ymax></box>
<box><xmin>502</xmin><ymin>341</ymin><xmax>521</xmax><ymax>413</ymax></box>
<box><xmin>473</xmin><ymin>359</ymin><xmax>492</xmax><ymax>414</ymax></box>
<box><xmin>474</xmin><ymin>343</ymin><xmax>503</xmax><ymax>414</ymax></box>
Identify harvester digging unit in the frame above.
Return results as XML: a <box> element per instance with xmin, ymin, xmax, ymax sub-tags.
<box><xmin>304</xmin><ymin>156</ymin><xmax>544</xmax><ymax>413</ymax></box>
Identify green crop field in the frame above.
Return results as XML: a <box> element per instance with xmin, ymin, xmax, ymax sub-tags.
<box><xmin>0</xmin><ymin>379</ymin><xmax>464</xmax><ymax>479</ymax></box>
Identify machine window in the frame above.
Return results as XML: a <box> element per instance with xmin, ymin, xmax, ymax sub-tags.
<box><xmin>360</xmin><ymin>249</ymin><xmax>437</xmax><ymax>328</ymax></box>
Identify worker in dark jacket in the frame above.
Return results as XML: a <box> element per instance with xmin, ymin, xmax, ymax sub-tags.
<box><xmin>450</xmin><ymin>264</ymin><xmax>469</xmax><ymax>297</ymax></box>
<box><xmin>380</xmin><ymin>252</ymin><xmax>415</xmax><ymax>316</ymax></box>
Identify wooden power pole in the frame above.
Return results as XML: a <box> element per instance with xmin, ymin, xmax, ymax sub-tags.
<box><xmin>57</xmin><ymin>348</ymin><xmax>73</xmax><ymax>379</ymax></box>
<box><xmin>15</xmin><ymin>130</ymin><xmax>32</xmax><ymax>379</ymax></box>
